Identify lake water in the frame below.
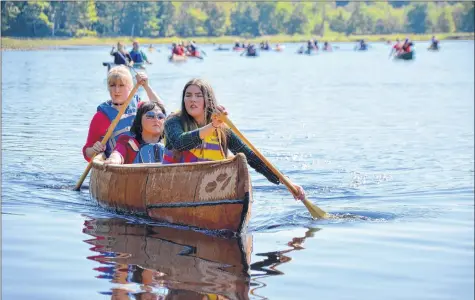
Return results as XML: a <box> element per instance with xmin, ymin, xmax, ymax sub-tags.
<box><xmin>2</xmin><ymin>41</ymin><xmax>474</xmax><ymax>300</ymax></box>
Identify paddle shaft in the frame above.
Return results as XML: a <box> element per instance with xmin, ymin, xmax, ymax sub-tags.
<box><xmin>221</xmin><ymin>116</ymin><xmax>299</xmax><ymax>193</ymax></box>
<box><xmin>73</xmin><ymin>83</ymin><xmax>141</xmax><ymax>191</ymax></box>
<box><xmin>220</xmin><ymin>115</ymin><xmax>327</xmax><ymax>219</ymax></box>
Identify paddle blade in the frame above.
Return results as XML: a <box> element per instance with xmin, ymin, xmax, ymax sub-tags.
<box><xmin>302</xmin><ymin>198</ymin><xmax>328</xmax><ymax>219</ymax></box>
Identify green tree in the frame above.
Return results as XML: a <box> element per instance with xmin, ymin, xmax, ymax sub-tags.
<box><xmin>176</xmin><ymin>7</ymin><xmax>207</xmax><ymax>37</ymax></box>
<box><xmin>230</xmin><ymin>3</ymin><xmax>260</xmax><ymax>36</ymax></box>
<box><xmin>1</xmin><ymin>2</ymin><xmax>23</xmax><ymax>35</ymax></box>
<box><xmin>0</xmin><ymin>1</ymin><xmax>473</xmax><ymax>39</ymax></box>
<box><xmin>286</xmin><ymin>4</ymin><xmax>309</xmax><ymax>35</ymax></box>
<box><xmin>329</xmin><ymin>8</ymin><xmax>350</xmax><ymax>33</ymax></box>
<box><xmin>257</xmin><ymin>2</ymin><xmax>279</xmax><ymax>35</ymax></box>
<box><xmin>346</xmin><ymin>3</ymin><xmax>365</xmax><ymax>35</ymax></box>
<box><xmin>460</xmin><ymin>2</ymin><xmax>474</xmax><ymax>32</ymax></box>
<box><xmin>156</xmin><ymin>2</ymin><xmax>177</xmax><ymax>37</ymax></box>
<box><xmin>273</xmin><ymin>2</ymin><xmax>293</xmax><ymax>34</ymax></box>
<box><xmin>21</xmin><ymin>1</ymin><xmax>53</xmax><ymax>36</ymax></box>
<box><xmin>204</xmin><ymin>3</ymin><xmax>227</xmax><ymax>36</ymax></box>
<box><xmin>119</xmin><ymin>2</ymin><xmax>158</xmax><ymax>37</ymax></box>
<box><xmin>437</xmin><ymin>7</ymin><xmax>455</xmax><ymax>33</ymax></box>
<box><xmin>406</xmin><ymin>3</ymin><xmax>430</xmax><ymax>33</ymax></box>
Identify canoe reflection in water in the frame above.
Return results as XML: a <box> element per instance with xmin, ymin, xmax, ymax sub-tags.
<box><xmin>83</xmin><ymin>218</ymin><xmax>318</xmax><ymax>299</ymax></box>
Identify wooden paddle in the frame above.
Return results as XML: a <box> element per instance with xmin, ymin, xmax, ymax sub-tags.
<box><xmin>73</xmin><ymin>82</ymin><xmax>141</xmax><ymax>191</ymax></box>
<box><xmin>215</xmin><ymin>114</ymin><xmax>329</xmax><ymax>219</ymax></box>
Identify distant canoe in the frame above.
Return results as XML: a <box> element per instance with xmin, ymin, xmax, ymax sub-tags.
<box><xmin>297</xmin><ymin>49</ymin><xmax>315</xmax><ymax>55</ymax></box>
<box><xmin>83</xmin><ymin>217</ymin><xmax>252</xmax><ymax>299</ymax></box>
<box><xmin>187</xmin><ymin>54</ymin><xmax>204</xmax><ymax>60</ymax></box>
<box><xmin>169</xmin><ymin>54</ymin><xmax>188</xmax><ymax>62</ymax></box>
<box><xmin>394</xmin><ymin>51</ymin><xmax>414</xmax><ymax>60</ymax></box>
<box><xmin>89</xmin><ymin>153</ymin><xmax>252</xmax><ymax>233</ymax></box>
<box><xmin>102</xmin><ymin>62</ymin><xmax>145</xmax><ymax>71</ymax></box>
<box><xmin>233</xmin><ymin>47</ymin><xmax>246</xmax><ymax>51</ymax></box>
<box><xmin>132</xmin><ymin>62</ymin><xmax>147</xmax><ymax>69</ymax></box>
<box><xmin>214</xmin><ymin>47</ymin><xmax>230</xmax><ymax>51</ymax></box>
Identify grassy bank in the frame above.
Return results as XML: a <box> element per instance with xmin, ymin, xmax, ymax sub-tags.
<box><xmin>2</xmin><ymin>32</ymin><xmax>473</xmax><ymax>50</ymax></box>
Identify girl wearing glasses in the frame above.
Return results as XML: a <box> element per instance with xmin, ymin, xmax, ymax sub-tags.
<box><xmin>82</xmin><ymin>65</ymin><xmax>164</xmax><ymax>162</ymax></box>
<box><xmin>104</xmin><ymin>102</ymin><xmax>167</xmax><ymax>164</ymax></box>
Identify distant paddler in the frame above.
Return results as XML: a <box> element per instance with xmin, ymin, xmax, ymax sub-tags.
<box><xmin>428</xmin><ymin>36</ymin><xmax>440</xmax><ymax>51</ymax></box>
<box><xmin>130</xmin><ymin>40</ymin><xmax>152</xmax><ymax>69</ymax></box>
<box><xmin>148</xmin><ymin>44</ymin><xmax>156</xmax><ymax>52</ymax></box>
<box><xmin>233</xmin><ymin>40</ymin><xmax>245</xmax><ymax>51</ymax></box>
<box><xmin>313</xmin><ymin>39</ymin><xmax>320</xmax><ymax>51</ymax></box>
<box><xmin>243</xmin><ymin>44</ymin><xmax>258</xmax><ymax>56</ymax></box>
<box><xmin>299</xmin><ymin>40</ymin><xmax>316</xmax><ymax>55</ymax></box>
<box><xmin>389</xmin><ymin>38</ymin><xmax>403</xmax><ymax>57</ymax></box>
<box><xmin>169</xmin><ymin>42</ymin><xmax>187</xmax><ymax>62</ymax></box>
<box><xmin>186</xmin><ymin>40</ymin><xmax>205</xmax><ymax>59</ymax></box>
<box><xmin>355</xmin><ymin>39</ymin><xmax>368</xmax><ymax>51</ymax></box>
<box><xmin>110</xmin><ymin>42</ymin><xmax>133</xmax><ymax>68</ymax></box>
<box><xmin>82</xmin><ymin>66</ymin><xmax>165</xmax><ymax>162</ymax></box>
<box><xmin>401</xmin><ymin>38</ymin><xmax>414</xmax><ymax>54</ymax></box>
<box><xmin>322</xmin><ymin>41</ymin><xmax>332</xmax><ymax>52</ymax></box>
<box><xmin>274</xmin><ymin>43</ymin><xmax>285</xmax><ymax>52</ymax></box>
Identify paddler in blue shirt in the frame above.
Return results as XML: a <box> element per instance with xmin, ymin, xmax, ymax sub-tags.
<box><xmin>129</xmin><ymin>41</ymin><xmax>152</xmax><ymax>68</ymax></box>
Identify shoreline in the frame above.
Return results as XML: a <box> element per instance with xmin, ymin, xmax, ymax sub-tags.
<box><xmin>1</xmin><ymin>33</ymin><xmax>473</xmax><ymax>51</ymax></box>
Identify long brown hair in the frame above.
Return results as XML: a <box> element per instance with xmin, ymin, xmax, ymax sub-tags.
<box><xmin>178</xmin><ymin>78</ymin><xmax>228</xmax><ymax>156</ymax></box>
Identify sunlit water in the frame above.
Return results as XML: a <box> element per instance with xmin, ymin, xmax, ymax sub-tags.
<box><xmin>2</xmin><ymin>41</ymin><xmax>474</xmax><ymax>300</ymax></box>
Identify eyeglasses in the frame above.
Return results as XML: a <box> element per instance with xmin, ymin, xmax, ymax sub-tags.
<box><xmin>145</xmin><ymin>111</ymin><xmax>166</xmax><ymax>120</ymax></box>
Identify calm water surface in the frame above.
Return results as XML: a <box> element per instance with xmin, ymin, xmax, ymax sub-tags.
<box><xmin>2</xmin><ymin>41</ymin><xmax>474</xmax><ymax>300</ymax></box>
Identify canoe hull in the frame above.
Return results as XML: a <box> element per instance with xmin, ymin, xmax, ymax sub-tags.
<box><xmin>169</xmin><ymin>54</ymin><xmax>188</xmax><ymax>62</ymax></box>
<box><xmin>395</xmin><ymin>51</ymin><xmax>414</xmax><ymax>60</ymax></box>
<box><xmin>90</xmin><ymin>154</ymin><xmax>252</xmax><ymax>233</ymax></box>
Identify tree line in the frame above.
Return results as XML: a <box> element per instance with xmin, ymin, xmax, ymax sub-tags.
<box><xmin>1</xmin><ymin>1</ymin><xmax>474</xmax><ymax>38</ymax></box>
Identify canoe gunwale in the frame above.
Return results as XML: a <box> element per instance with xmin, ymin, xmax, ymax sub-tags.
<box><xmin>92</xmin><ymin>155</ymin><xmax>240</xmax><ymax>171</ymax></box>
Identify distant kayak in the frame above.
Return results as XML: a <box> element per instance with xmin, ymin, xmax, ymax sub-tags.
<box><xmin>214</xmin><ymin>47</ymin><xmax>230</xmax><ymax>51</ymax></box>
<box><xmin>102</xmin><ymin>62</ymin><xmax>145</xmax><ymax>71</ymax></box>
<box><xmin>233</xmin><ymin>47</ymin><xmax>245</xmax><ymax>51</ymax></box>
